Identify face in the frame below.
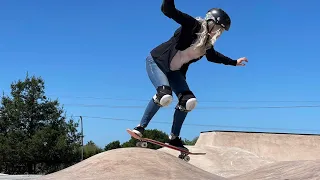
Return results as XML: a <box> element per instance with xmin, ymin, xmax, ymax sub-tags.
<box><xmin>207</xmin><ymin>21</ymin><xmax>224</xmax><ymax>38</ymax></box>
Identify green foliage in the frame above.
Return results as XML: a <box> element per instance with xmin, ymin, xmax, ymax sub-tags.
<box><xmin>104</xmin><ymin>140</ymin><xmax>121</xmax><ymax>151</ymax></box>
<box><xmin>83</xmin><ymin>141</ymin><xmax>103</xmax><ymax>159</ymax></box>
<box><xmin>0</xmin><ymin>74</ymin><xmax>82</xmax><ymax>174</ymax></box>
<box><xmin>183</xmin><ymin>136</ymin><xmax>198</xmax><ymax>145</ymax></box>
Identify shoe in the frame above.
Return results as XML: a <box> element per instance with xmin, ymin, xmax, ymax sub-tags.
<box><xmin>168</xmin><ymin>135</ymin><xmax>189</xmax><ymax>152</ymax></box>
<box><xmin>132</xmin><ymin>126</ymin><xmax>145</xmax><ymax>137</ymax></box>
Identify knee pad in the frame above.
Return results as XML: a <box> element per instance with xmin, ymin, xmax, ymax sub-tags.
<box><xmin>175</xmin><ymin>91</ymin><xmax>197</xmax><ymax>112</ymax></box>
<box><xmin>153</xmin><ymin>85</ymin><xmax>173</xmax><ymax>107</ymax></box>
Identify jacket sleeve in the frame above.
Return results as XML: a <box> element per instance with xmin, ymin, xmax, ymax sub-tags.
<box><xmin>161</xmin><ymin>0</ymin><xmax>197</xmax><ymax>27</ymax></box>
<box><xmin>205</xmin><ymin>47</ymin><xmax>238</xmax><ymax>66</ymax></box>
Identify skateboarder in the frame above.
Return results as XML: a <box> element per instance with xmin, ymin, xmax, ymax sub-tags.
<box><xmin>132</xmin><ymin>0</ymin><xmax>248</xmax><ymax>150</ymax></box>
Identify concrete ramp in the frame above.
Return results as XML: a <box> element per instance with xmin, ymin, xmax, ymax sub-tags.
<box><xmin>38</xmin><ymin>147</ymin><xmax>226</xmax><ymax>180</ymax></box>
<box><xmin>5</xmin><ymin>130</ymin><xmax>320</xmax><ymax>180</ymax></box>
<box><xmin>195</xmin><ymin>131</ymin><xmax>320</xmax><ymax>161</ymax></box>
<box><xmin>159</xmin><ymin>145</ymin><xmax>273</xmax><ymax>178</ymax></box>
<box><xmin>230</xmin><ymin>160</ymin><xmax>320</xmax><ymax>180</ymax></box>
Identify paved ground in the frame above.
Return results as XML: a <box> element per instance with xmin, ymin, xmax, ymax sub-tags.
<box><xmin>0</xmin><ymin>175</ymin><xmax>42</xmax><ymax>180</ymax></box>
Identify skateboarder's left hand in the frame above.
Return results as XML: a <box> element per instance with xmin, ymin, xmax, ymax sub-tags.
<box><xmin>236</xmin><ymin>57</ymin><xmax>248</xmax><ymax>66</ymax></box>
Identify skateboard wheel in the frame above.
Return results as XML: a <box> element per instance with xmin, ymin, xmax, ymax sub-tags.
<box><xmin>141</xmin><ymin>142</ymin><xmax>148</xmax><ymax>148</ymax></box>
<box><xmin>183</xmin><ymin>155</ymin><xmax>190</xmax><ymax>162</ymax></box>
<box><xmin>136</xmin><ymin>141</ymin><xmax>147</xmax><ymax>148</ymax></box>
<box><xmin>136</xmin><ymin>142</ymin><xmax>141</xmax><ymax>147</ymax></box>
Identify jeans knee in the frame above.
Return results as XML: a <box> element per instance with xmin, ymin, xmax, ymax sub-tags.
<box><xmin>153</xmin><ymin>85</ymin><xmax>173</xmax><ymax>107</ymax></box>
<box><xmin>175</xmin><ymin>91</ymin><xmax>197</xmax><ymax>112</ymax></box>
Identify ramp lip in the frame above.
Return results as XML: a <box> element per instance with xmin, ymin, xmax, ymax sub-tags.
<box><xmin>199</xmin><ymin>130</ymin><xmax>320</xmax><ymax>136</ymax></box>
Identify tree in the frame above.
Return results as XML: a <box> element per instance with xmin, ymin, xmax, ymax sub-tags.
<box><xmin>83</xmin><ymin>141</ymin><xmax>103</xmax><ymax>159</ymax></box>
<box><xmin>104</xmin><ymin>140</ymin><xmax>121</xmax><ymax>151</ymax></box>
<box><xmin>0</xmin><ymin>74</ymin><xmax>82</xmax><ymax>174</ymax></box>
<box><xmin>183</xmin><ymin>136</ymin><xmax>199</xmax><ymax>145</ymax></box>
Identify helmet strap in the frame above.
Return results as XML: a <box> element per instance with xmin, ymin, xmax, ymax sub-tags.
<box><xmin>206</xmin><ymin>19</ymin><xmax>215</xmax><ymax>33</ymax></box>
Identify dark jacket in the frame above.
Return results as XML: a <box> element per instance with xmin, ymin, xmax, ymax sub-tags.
<box><xmin>150</xmin><ymin>0</ymin><xmax>237</xmax><ymax>77</ymax></box>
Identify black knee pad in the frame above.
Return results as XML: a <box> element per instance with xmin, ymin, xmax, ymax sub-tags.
<box><xmin>175</xmin><ymin>91</ymin><xmax>197</xmax><ymax>112</ymax></box>
<box><xmin>153</xmin><ymin>85</ymin><xmax>173</xmax><ymax>107</ymax></box>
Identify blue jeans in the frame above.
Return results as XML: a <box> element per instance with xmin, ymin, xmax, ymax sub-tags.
<box><xmin>139</xmin><ymin>54</ymin><xmax>191</xmax><ymax>137</ymax></box>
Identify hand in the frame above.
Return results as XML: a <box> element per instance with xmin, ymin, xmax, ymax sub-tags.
<box><xmin>236</xmin><ymin>57</ymin><xmax>248</xmax><ymax>66</ymax></box>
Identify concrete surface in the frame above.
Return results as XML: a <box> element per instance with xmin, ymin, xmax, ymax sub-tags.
<box><xmin>4</xmin><ymin>130</ymin><xmax>320</xmax><ymax>180</ymax></box>
<box><xmin>0</xmin><ymin>175</ymin><xmax>42</xmax><ymax>180</ymax></box>
<box><xmin>195</xmin><ymin>130</ymin><xmax>320</xmax><ymax>161</ymax></box>
<box><xmin>230</xmin><ymin>160</ymin><xmax>320</xmax><ymax>180</ymax></box>
<box><xmin>37</xmin><ymin>147</ymin><xmax>226</xmax><ymax>180</ymax></box>
<box><xmin>159</xmin><ymin>145</ymin><xmax>274</xmax><ymax>178</ymax></box>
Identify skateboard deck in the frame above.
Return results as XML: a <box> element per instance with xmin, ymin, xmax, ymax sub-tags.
<box><xmin>126</xmin><ymin>128</ymin><xmax>206</xmax><ymax>162</ymax></box>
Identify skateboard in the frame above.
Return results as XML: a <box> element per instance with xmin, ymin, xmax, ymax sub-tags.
<box><xmin>126</xmin><ymin>128</ymin><xmax>206</xmax><ymax>162</ymax></box>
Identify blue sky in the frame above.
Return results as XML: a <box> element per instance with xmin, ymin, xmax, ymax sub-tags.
<box><xmin>1</xmin><ymin>0</ymin><xmax>319</xmax><ymax>148</ymax></box>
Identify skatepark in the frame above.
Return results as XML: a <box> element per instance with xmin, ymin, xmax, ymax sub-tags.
<box><xmin>14</xmin><ymin>130</ymin><xmax>319</xmax><ymax>180</ymax></box>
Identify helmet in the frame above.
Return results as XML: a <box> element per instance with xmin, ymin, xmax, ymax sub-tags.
<box><xmin>205</xmin><ymin>8</ymin><xmax>231</xmax><ymax>31</ymax></box>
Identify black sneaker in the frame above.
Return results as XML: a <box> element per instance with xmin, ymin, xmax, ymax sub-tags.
<box><xmin>168</xmin><ymin>136</ymin><xmax>189</xmax><ymax>152</ymax></box>
<box><xmin>132</xmin><ymin>126</ymin><xmax>145</xmax><ymax>137</ymax></box>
